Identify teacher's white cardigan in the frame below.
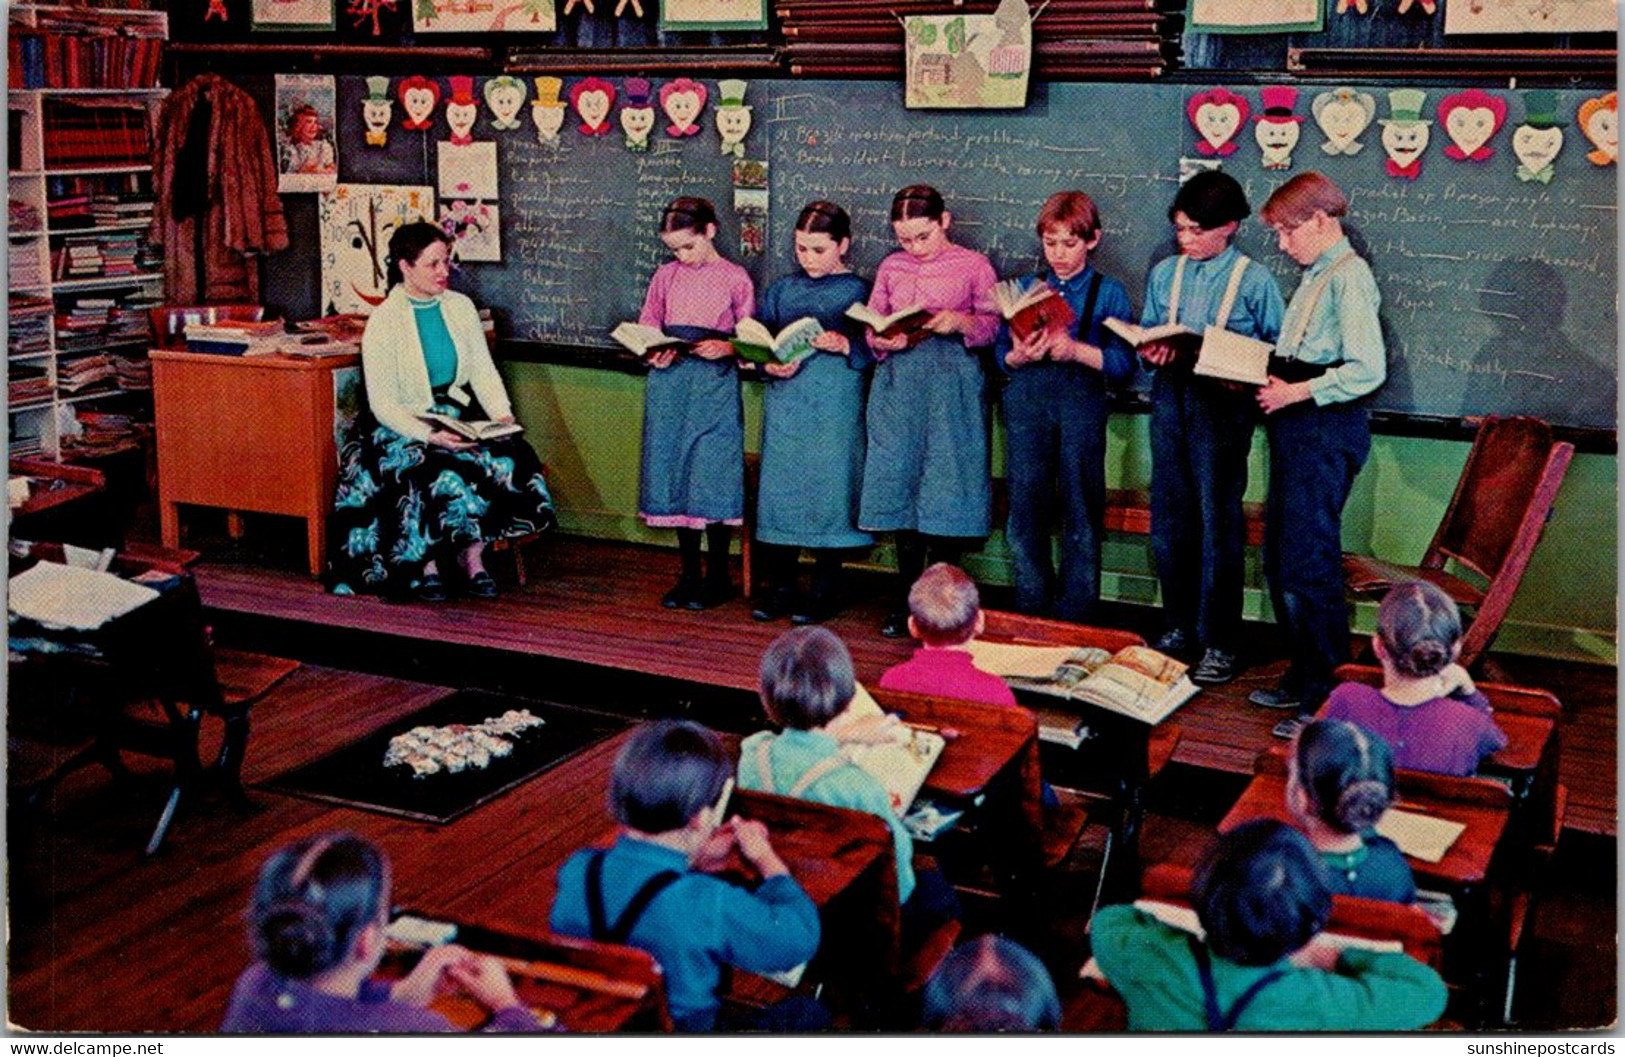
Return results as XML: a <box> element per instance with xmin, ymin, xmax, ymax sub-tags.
<box><xmin>362</xmin><ymin>286</ymin><xmax>512</xmax><ymax>443</ymax></box>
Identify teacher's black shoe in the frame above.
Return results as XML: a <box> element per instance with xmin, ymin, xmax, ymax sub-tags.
<box><xmin>411</xmin><ymin>573</ymin><xmax>448</xmax><ymax>603</ymax></box>
<box><xmin>1190</xmin><ymin>648</ymin><xmax>1238</xmax><ymax>685</ymax></box>
<box><xmin>466</xmin><ymin>570</ymin><xmax>498</xmax><ymax>600</ymax></box>
<box><xmin>1247</xmin><ymin>686</ymin><xmax>1302</xmax><ymax>711</ymax></box>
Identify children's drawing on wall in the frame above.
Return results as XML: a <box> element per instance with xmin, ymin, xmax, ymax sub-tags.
<box><xmin>620</xmin><ymin>78</ymin><xmax>656</xmax><ymax>151</ymax></box>
<box><xmin>440</xmin><ymin>199</ymin><xmax>501</xmax><ymax>262</ymax></box>
<box><xmin>1313</xmin><ymin>87</ymin><xmax>1374</xmax><ymax>156</ymax></box>
<box><xmin>658</xmin><ymin>0</ymin><xmax>765</xmax><ymax>30</ymax></box>
<box><xmin>1187</xmin><ymin>0</ymin><xmax>1319</xmax><ymax>31</ymax></box>
<box><xmin>361</xmin><ymin>76</ymin><xmax>393</xmax><ymax>147</ymax></box>
<box><xmin>319</xmin><ymin>184</ymin><xmax>435</xmax><ymax>315</ymax></box>
<box><xmin>438</xmin><ymin>139</ymin><xmax>498</xmax><ymax>200</ymax></box>
<box><xmin>412</xmin><ymin>0</ymin><xmax>555</xmax><ymax>32</ymax></box>
<box><xmin>1253</xmin><ymin>86</ymin><xmax>1302</xmax><ymax>170</ymax></box>
<box><xmin>1512</xmin><ymin>90</ymin><xmax>1564</xmax><ymax>183</ymax></box>
<box><xmin>1445</xmin><ymin>0</ymin><xmax>1614</xmax><ymax>33</ymax></box>
<box><xmin>251</xmin><ymin>0</ymin><xmax>335</xmax><ymax>30</ymax></box>
<box><xmin>346</xmin><ymin>0</ymin><xmax>399</xmax><ymax>35</ymax></box>
<box><xmin>715</xmin><ymin>80</ymin><xmax>753</xmax><ymax>156</ymax></box>
<box><xmin>1439</xmin><ymin>89</ymin><xmax>1505</xmax><ymax>162</ymax></box>
<box><xmin>485</xmin><ymin>76</ymin><xmax>527</xmax><ymax>130</ymax></box>
<box><xmin>1578</xmin><ymin>92</ymin><xmax>1616</xmax><ymax>166</ymax></box>
<box><xmin>445</xmin><ymin>76</ymin><xmax>480</xmax><ymax>145</ymax></box>
<box><xmin>1187</xmin><ymin>87</ymin><xmax>1248</xmax><ymax>156</ymax></box>
<box><xmin>904</xmin><ymin>0</ymin><xmax>1031</xmax><ymax>110</ymax></box>
<box><xmin>399</xmin><ymin>75</ymin><xmax>441</xmax><ymax>131</ymax></box>
<box><xmin>531</xmin><ymin>77</ymin><xmax>567</xmax><ymax>149</ymax></box>
<box><xmin>571</xmin><ymin>78</ymin><xmax>616</xmax><ymax>137</ymax></box>
<box><xmin>661</xmin><ymin>78</ymin><xmax>707</xmax><ymax>137</ymax></box>
<box><xmin>276</xmin><ymin>74</ymin><xmax>338</xmax><ymax>194</ymax></box>
<box><xmin>1379</xmin><ymin>89</ymin><xmax>1430</xmax><ymax>180</ymax></box>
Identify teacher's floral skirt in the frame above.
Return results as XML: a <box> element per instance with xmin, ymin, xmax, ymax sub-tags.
<box><xmin>326</xmin><ymin>413</ymin><xmax>556</xmax><ymax>597</ymax></box>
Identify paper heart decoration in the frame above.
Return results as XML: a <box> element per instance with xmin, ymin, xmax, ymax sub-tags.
<box><xmin>1579</xmin><ymin>92</ymin><xmax>1617</xmax><ymax>165</ymax></box>
<box><xmin>1312</xmin><ymin>88</ymin><xmax>1375</xmax><ymax>156</ymax></box>
<box><xmin>570</xmin><ymin>77</ymin><xmax>615</xmax><ymax>136</ymax></box>
<box><xmin>398</xmin><ymin>76</ymin><xmax>441</xmax><ymax>132</ymax></box>
<box><xmin>1439</xmin><ymin>89</ymin><xmax>1506</xmax><ymax>162</ymax></box>
<box><xmin>446</xmin><ymin>101</ymin><xmax>478</xmax><ymax>144</ymax></box>
<box><xmin>661</xmin><ymin>77</ymin><xmax>707</xmax><ymax>137</ymax></box>
<box><xmin>1187</xmin><ymin>88</ymin><xmax>1248</xmax><ymax>156</ymax></box>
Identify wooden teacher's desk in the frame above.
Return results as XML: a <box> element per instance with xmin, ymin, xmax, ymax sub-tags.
<box><xmin>152</xmin><ymin>349</ymin><xmax>359</xmax><ymax>577</ymax></box>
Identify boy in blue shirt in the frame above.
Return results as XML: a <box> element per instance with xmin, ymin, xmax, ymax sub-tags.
<box><xmin>994</xmin><ymin>191</ymin><xmax>1136</xmax><ymax>622</ymax></box>
<box><xmin>550</xmin><ymin>720</ymin><xmax>824</xmax><ymax>1031</ymax></box>
<box><xmin>1139</xmin><ymin>172</ymin><xmax>1284</xmax><ymax>685</ymax></box>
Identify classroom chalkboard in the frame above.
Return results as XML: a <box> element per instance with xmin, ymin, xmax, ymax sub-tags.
<box><xmin>269</xmin><ymin>75</ymin><xmax>1616</xmax><ymax>430</ymax></box>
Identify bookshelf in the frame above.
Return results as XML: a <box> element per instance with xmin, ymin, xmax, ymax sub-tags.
<box><xmin>7</xmin><ymin>4</ymin><xmax>165</xmax><ymax>462</ymax></box>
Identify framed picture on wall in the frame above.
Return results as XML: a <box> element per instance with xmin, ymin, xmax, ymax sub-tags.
<box><xmin>659</xmin><ymin>0</ymin><xmax>766</xmax><ymax>31</ymax></box>
<box><xmin>1188</xmin><ymin>0</ymin><xmax>1321</xmax><ymax>33</ymax></box>
<box><xmin>413</xmin><ymin>0</ymin><xmax>556</xmax><ymax>33</ymax></box>
<box><xmin>251</xmin><ymin>0</ymin><xmax>335</xmax><ymax>31</ymax></box>
<box><xmin>1445</xmin><ymin>0</ymin><xmax>1615</xmax><ymax>34</ymax></box>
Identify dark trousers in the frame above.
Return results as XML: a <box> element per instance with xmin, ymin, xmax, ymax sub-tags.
<box><xmin>1149</xmin><ymin>372</ymin><xmax>1257</xmax><ymax>652</ymax></box>
<box><xmin>1004</xmin><ymin>378</ymin><xmax>1110</xmax><ymax>623</ymax></box>
<box><xmin>1263</xmin><ymin>400</ymin><xmax>1370</xmax><ymax>709</ymax></box>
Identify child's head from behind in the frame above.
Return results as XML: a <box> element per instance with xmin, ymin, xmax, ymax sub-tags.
<box><xmin>1169</xmin><ymin>171</ymin><xmax>1249</xmax><ymax>261</ymax></box>
<box><xmin>759</xmin><ymin>625</ymin><xmax>856</xmax><ymax>731</ymax></box>
<box><xmin>1375</xmin><ymin>581</ymin><xmax>1461</xmax><ymax>678</ymax></box>
<box><xmin>659</xmin><ymin>197</ymin><xmax>720</xmax><ymax>265</ymax></box>
<box><xmin>251</xmin><ymin>832</ymin><xmax>388</xmax><ymax>980</ymax></box>
<box><xmin>610</xmin><ymin>720</ymin><xmax>731</xmax><ymax>835</ymax></box>
<box><xmin>1194</xmin><ymin>819</ymin><xmax>1331</xmax><ymax>966</ymax></box>
<box><xmin>891</xmin><ymin>184</ymin><xmax>951</xmax><ymax>260</ymax></box>
<box><xmin>921</xmin><ymin>935</ymin><xmax>1061</xmax><ymax>1032</ymax></box>
<box><xmin>1289</xmin><ymin>719</ymin><xmax>1395</xmax><ymax>835</ymax></box>
<box><xmin>908</xmin><ymin>562</ymin><xmax>982</xmax><ymax>648</ymax></box>
<box><xmin>1035</xmin><ymin>191</ymin><xmax>1101</xmax><ymax>280</ymax></box>
<box><xmin>793</xmin><ymin>201</ymin><xmax>852</xmax><ymax>279</ymax></box>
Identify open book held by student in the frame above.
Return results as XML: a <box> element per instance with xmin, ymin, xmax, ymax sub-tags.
<box><xmin>993</xmin><ymin>280</ymin><xmax>1076</xmax><ymax>345</ymax></box>
<box><xmin>418</xmin><ymin>413</ymin><xmax>523</xmax><ymax>441</ymax></box>
<box><xmin>730</xmin><ymin>316</ymin><xmax>824</xmax><ymax>366</ymax></box>
<box><xmin>1190</xmin><ymin>328</ymin><xmax>1273</xmax><ymax>386</ymax></box>
<box><xmin>964</xmin><ymin>641</ymin><xmax>1197</xmax><ymax>726</ymax></box>
<box><xmin>1103</xmin><ymin>317</ymin><xmax>1199</xmax><ymax>351</ymax></box>
<box><xmin>844</xmin><ymin>302</ymin><xmax>934</xmax><ymax>346</ymax></box>
<box><xmin>610</xmin><ymin>322</ymin><xmax>693</xmax><ymax>358</ymax></box>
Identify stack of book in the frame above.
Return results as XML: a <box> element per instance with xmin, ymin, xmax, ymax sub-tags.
<box><xmin>276</xmin><ymin>333</ymin><xmax>359</xmax><ymax>358</ymax></box>
<box><xmin>46</xmin><ymin>194</ymin><xmax>94</xmax><ymax>229</ymax></box>
<box><xmin>185</xmin><ymin>319</ymin><xmax>286</xmax><ymax>355</ymax></box>
<box><xmin>57</xmin><ymin>353</ymin><xmax>119</xmax><ymax>395</ymax></box>
<box><xmin>54</xmin><ymin>237</ymin><xmax>105</xmax><ymax>279</ymax></box>
<box><xmin>55</xmin><ymin>296</ymin><xmax>115</xmax><ymax>345</ymax></box>
<box><xmin>8</xmin><ymin>295</ymin><xmax>53</xmax><ymax>357</ymax></box>
<box><xmin>42</xmin><ymin>98</ymin><xmax>151</xmax><ymax>169</ymax></box>
<box><xmin>61</xmin><ymin>410</ymin><xmax>149</xmax><ymax>458</ymax></box>
<box><xmin>50</xmin><ymin>232</ymin><xmax>151</xmax><ymax>279</ymax></box>
<box><xmin>91</xmin><ymin>194</ymin><xmax>154</xmax><ymax>228</ymax></box>
<box><xmin>113</xmin><ymin>352</ymin><xmax>151</xmax><ymax>391</ymax></box>
<box><xmin>98</xmin><ymin>231</ymin><xmax>141</xmax><ymax>276</ymax></box>
<box><xmin>9</xmin><ymin>248</ymin><xmax>48</xmax><ymax>288</ymax></box>
<box><xmin>10</xmin><ymin>364</ymin><xmax>53</xmax><ymax>406</ymax></box>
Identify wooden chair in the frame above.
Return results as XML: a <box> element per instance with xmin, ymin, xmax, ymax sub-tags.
<box><xmin>147</xmin><ymin>304</ymin><xmax>266</xmax><ymax>350</ymax></box>
<box><xmin>1342</xmin><ymin>416</ymin><xmax>1574</xmax><ymax>668</ymax></box>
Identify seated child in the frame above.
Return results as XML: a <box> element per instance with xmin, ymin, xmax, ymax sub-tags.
<box><xmin>1287</xmin><ymin>719</ymin><xmax>1416</xmax><ymax>904</ymax></box>
<box><xmin>222</xmin><ymin>833</ymin><xmax>544</xmax><ymax>1033</ymax></box>
<box><xmin>1091</xmin><ymin>819</ymin><xmax>1447</xmax><ymax>1031</ymax></box>
<box><xmin>742</xmin><ymin>626</ymin><xmax>962</xmax><ymax>943</ymax></box>
<box><xmin>550</xmin><ymin>719</ymin><xmax>823</xmax><ymax>1032</ymax></box>
<box><xmin>921</xmin><ymin>935</ymin><xmax>1061</xmax><ymax>1032</ymax></box>
<box><xmin>879</xmin><ymin>562</ymin><xmax>1017</xmax><ymax>707</ymax></box>
<box><xmin>1322</xmin><ymin>581</ymin><xmax>1507</xmax><ymax>776</ymax></box>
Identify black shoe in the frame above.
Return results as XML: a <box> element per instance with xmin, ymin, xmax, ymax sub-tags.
<box><xmin>662</xmin><ymin>576</ymin><xmax>700</xmax><ymax>609</ymax></box>
<box><xmin>688</xmin><ymin>578</ymin><xmax>736</xmax><ymax>610</ymax></box>
<box><xmin>1190</xmin><ymin>648</ymin><xmax>1238</xmax><ymax>685</ymax></box>
<box><xmin>751</xmin><ymin>588</ymin><xmax>794</xmax><ymax>622</ymax></box>
<box><xmin>791</xmin><ymin>595</ymin><xmax>840</xmax><ymax>625</ymax></box>
<box><xmin>412</xmin><ymin>573</ymin><xmax>448</xmax><ymax>603</ymax></box>
<box><xmin>1152</xmin><ymin>628</ymin><xmax>1195</xmax><ymax>659</ymax></box>
<box><xmin>880</xmin><ymin>610</ymin><xmax>910</xmax><ymax>639</ymax></box>
<box><xmin>1248</xmin><ymin>686</ymin><xmax>1302</xmax><ymax>711</ymax></box>
<box><xmin>465</xmin><ymin>570</ymin><xmax>498</xmax><ymax>600</ymax></box>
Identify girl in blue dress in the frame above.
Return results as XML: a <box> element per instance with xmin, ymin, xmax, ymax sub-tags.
<box><xmin>750</xmin><ymin>202</ymin><xmax>872</xmax><ymax>625</ymax></box>
<box><xmin>637</xmin><ymin>197</ymin><xmax>756</xmax><ymax>610</ymax></box>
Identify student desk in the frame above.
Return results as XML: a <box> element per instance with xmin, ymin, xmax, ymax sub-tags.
<box><xmin>152</xmin><ymin>349</ymin><xmax>359</xmax><ymax>577</ymax></box>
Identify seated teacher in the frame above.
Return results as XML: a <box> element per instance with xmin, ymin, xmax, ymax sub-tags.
<box><xmin>327</xmin><ymin>221</ymin><xmax>556</xmax><ymax>602</ymax></box>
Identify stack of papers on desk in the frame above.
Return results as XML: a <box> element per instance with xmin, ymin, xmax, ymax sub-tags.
<box><xmin>8</xmin><ymin>560</ymin><xmax>158</xmax><ymax>630</ymax></box>
<box><xmin>1374</xmin><ymin>808</ymin><xmax>1466</xmax><ymax>863</ymax></box>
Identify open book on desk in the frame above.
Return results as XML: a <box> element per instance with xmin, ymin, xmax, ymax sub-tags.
<box><xmin>964</xmin><ymin>641</ymin><xmax>1197</xmax><ymax>726</ymax></box>
<box><xmin>731</xmin><ymin>316</ymin><xmax>823</xmax><ymax>366</ymax></box>
<box><xmin>993</xmin><ymin>280</ymin><xmax>1076</xmax><ymax>344</ymax></box>
<box><xmin>609</xmin><ymin>322</ymin><xmax>692</xmax><ymax>358</ymax></box>
<box><xmin>821</xmin><ymin>681</ymin><xmax>946</xmax><ymax>817</ymax></box>
<box><xmin>419</xmin><ymin>413</ymin><xmax>523</xmax><ymax>441</ymax></box>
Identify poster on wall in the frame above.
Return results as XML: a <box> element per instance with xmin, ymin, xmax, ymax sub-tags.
<box><xmin>439</xmin><ymin>200</ymin><xmax>501</xmax><ymax>262</ymax></box>
<box><xmin>904</xmin><ymin>0</ymin><xmax>1031</xmax><ymax>110</ymax></box>
<box><xmin>251</xmin><ymin>0</ymin><xmax>335</xmax><ymax>30</ymax></box>
<box><xmin>659</xmin><ymin>0</ymin><xmax>766</xmax><ymax>31</ymax></box>
<box><xmin>1445</xmin><ymin>0</ymin><xmax>1614</xmax><ymax>34</ymax></box>
<box><xmin>1188</xmin><ymin>0</ymin><xmax>1321</xmax><ymax>33</ymax></box>
<box><xmin>276</xmin><ymin>74</ymin><xmax>339</xmax><ymax>194</ymax></box>
<box><xmin>437</xmin><ymin>140</ymin><xmax>499</xmax><ymax>201</ymax></box>
<box><xmin>319</xmin><ymin>184</ymin><xmax>436</xmax><ymax>316</ymax></box>
<box><xmin>412</xmin><ymin>0</ymin><xmax>556</xmax><ymax>33</ymax></box>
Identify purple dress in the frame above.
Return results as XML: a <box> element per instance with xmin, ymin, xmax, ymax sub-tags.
<box><xmin>220</xmin><ymin>964</ymin><xmax>544</xmax><ymax>1033</ymax></box>
<box><xmin>1322</xmin><ymin>682</ymin><xmax>1508</xmax><ymax>777</ymax></box>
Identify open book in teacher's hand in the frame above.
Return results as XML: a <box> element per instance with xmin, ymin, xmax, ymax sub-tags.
<box><xmin>418</xmin><ymin>413</ymin><xmax>523</xmax><ymax>441</ymax></box>
<box><xmin>965</xmin><ymin>640</ymin><xmax>1198</xmax><ymax>726</ymax></box>
<box><xmin>610</xmin><ymin>322</ymin><xmax>693</xmax><ymax>358</ymax></box>
<box><xmin>992</xmin><ymin>279</ymin><xmax>1076</xmax><ymax>344</ymax></box>
<box><xmin>844</xmin><ymin>302</ymin><xmax>934</xmax><ymax>346</ymax></box>
<box><xmin>730</xmin><ymin>316</ymin><xmax>824</xmax><ymax>366</ymax></box>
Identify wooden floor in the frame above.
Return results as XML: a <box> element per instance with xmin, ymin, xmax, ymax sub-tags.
<box><xmin>191</xmin><ymin>533</ymin><xmax>1617</xmax><ymax>837</ymax></box>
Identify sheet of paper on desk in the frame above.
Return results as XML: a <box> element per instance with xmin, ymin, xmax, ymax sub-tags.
<box><xmin>9</xmin><ymin>561</ymin><xmax>159</xmax><ymax>630</ymax></box>
<box><xmin>1131</xmin><ymin>900</ymin><xmax>1402</xmax><ymax>954</ymax></box>
<box><xmin>1374</xmin><ymin>808</ymin><xmax>1466</xmax><ymax>864</ymax></box>
<box><xmin>964</xmin><ymin>640</ymin><xmax>1082</xmax><ymax>679</ymax></box>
